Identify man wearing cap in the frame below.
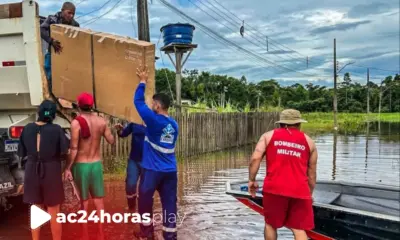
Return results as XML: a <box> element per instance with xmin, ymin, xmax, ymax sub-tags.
<box><xmin>41</xmin><ymin>2</ymin><xmax>79</xmax><ymax>91</ymax></box>
<box><xmin>248</xmin><ymin>109</ymin><xmax>318</xmax><ymax>240</ymax></box>
<box><xmin>64</xmin><ymin>92</ymin><xmax>115</xmax><ymax>240</ymax></box>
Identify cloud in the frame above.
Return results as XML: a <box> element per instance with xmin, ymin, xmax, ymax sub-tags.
<box><xmin>267</xmin><ymin>50</ymin><xmax>296</xmax><ymax>55</ymax></box>
<box><xmin>1</xmin><ymin>0</ymin><xmax>398</xmax><ymax>86</ymax></box>
<box><xmin>310</xmin><ymin>20</ymin><xmax>372</xmax><ymax>35</ymax></box>
<box><xmin>386</xmin><ymin>11</ymin><xmax>399</xmax><ymax>16</ymax></box>
<box><xmin>313</xmin><ymin>46</ymin><xmax>328</xmax><ymax>50</ymax></box>
<box><xmin>357</xmin><ymin>51</ymin><xmax>395</xmax><ymax>60</ymax></box>
<box><xmin>348</xmin><ymin>2</ymin><xmax>392</xmax><ymax>18</ymax></box>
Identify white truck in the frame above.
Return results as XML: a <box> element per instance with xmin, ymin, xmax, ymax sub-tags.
<box><xmin>0</xmin><ymin>0</ymin><xmax>70</xmax><ymax>213</ymax></box>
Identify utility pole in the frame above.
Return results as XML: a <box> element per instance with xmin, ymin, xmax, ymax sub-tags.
<box><xmin>379</xmin><ymin>86</ymin><xmax>382</xmax><ymax>115</ymax></box>
<box><xmin>137</xmin><ymin>0</ymin><xmax>150</xmax><ymax>41</ymax></box>
<box><xmin>175</xmin><ymin>52</ymin><xmax>183</xmax><ymax>112</ymax></box>
<box><xmin>367</xmin><ymin>68</ymin><xmax>370</xmax><ymax>114</ymax></box>
<box><xmin>333</xmin><ymin>38</ymin><xmax>338</xmax><ymax>131</ymax></box>
<box><xmin>221</xmin><ymin>86</ymin><xmax>227</xmax><ymax>108</ymax></box>
<box><xmin>278</xmin><ymin>96</ymin><xmax>281</xmax><ymax>109</ymax></box>
<box><xmin>220</xmin><ymin>90</ymin><xmax>224</xmax><ymax>107</ymax></box>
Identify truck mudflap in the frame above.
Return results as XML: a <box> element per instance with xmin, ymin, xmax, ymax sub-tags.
<box><xmin>0</xmin><ymin>164</ymin><xmax>17</xmax><ymax>198</ymax></box>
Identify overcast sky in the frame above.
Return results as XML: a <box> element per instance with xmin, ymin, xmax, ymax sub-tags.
<box><xmin>4</xmin><ymin>0</ymin><xmax>399</xmax><ymax>86</ymax></box>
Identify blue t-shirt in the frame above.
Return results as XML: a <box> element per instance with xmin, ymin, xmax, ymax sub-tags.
<box><xmin>118</xmin><ymin>123</ymin><xmax>145</xmax><ymax>162</ymax></box>
<box><xmin>134</xmin><ymin>83</ymin><xmax>179</xmax><ymax>172</ymax></box>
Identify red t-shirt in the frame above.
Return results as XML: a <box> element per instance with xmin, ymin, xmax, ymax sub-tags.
<box><xmin>263</xmin><ymin>128</ymin><xmax>311</xmax><ymax>199</ymax></box>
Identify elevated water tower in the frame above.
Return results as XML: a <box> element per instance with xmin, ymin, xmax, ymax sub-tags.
<box><xmin>160</xmin><ymin>23</ymin><xmax>197</xmax><ymax>114</ymax></box>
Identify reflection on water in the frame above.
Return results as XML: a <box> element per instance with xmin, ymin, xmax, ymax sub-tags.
<box><xmin>178</xmin><ymin>122</ymin><xmax>400</xmax><ymax>240</ymax></box>
<box><xmin>0</xmin><ymin>122</ymin><xmax>399</xmax><ymax>240</ymax></box>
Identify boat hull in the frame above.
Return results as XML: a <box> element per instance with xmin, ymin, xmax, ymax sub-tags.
<box><xmin>227</xmin><ymin>180</ymin><xmax>400</xmax><ymax>240</ymax></box>
<box><xmin>314</xmin><ymin>204</ymin><xmax>400</xmax><ymax>240</ymax></box>
<box><xmin>232</xmin><ymin>194</ymin><xmax>399</xmax><ymax>240</ymax></box>
<box><xmin>232</xmin><ymin>195</ymin><xmax>334</xmax><ymax>240</ymax></box>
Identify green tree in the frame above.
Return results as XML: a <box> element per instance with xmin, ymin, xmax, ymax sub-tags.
<box><xmin>154</xmin><ymin>68</ymin><xmax>400</xmax><ymax>113</ymax></box>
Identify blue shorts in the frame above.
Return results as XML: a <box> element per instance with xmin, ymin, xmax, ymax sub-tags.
<box><xmin>44</xmin><ymin>52</ymin><xmax>52</xmax><ymax>90</ymax></box>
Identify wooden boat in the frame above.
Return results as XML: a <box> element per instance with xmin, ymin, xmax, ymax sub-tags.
<box><xmin>226</xmin><ymin>179</ymin><xmax>400</xmax><ymax>240</ymax></box>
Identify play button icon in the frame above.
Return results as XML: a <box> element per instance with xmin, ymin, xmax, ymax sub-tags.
<box><xmin>30</xmin><ymin>205</ymin><xmax>51</xmax><ymax>229</ymax></box>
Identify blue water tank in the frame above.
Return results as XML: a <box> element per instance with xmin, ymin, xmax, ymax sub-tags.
<box><xmin>160</xmin><ymin>23</ymin><xmax>195</xmax><ymax>46</ymax></box>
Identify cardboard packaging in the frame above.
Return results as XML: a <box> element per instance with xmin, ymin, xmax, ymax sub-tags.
<box><xmin>92</xmin><ymin>33</ymin><xmax>155</xmax><ymax>123</ymax></box>
<box><xmin>50</xmin><ymin>25</ymin><xmax>156</xmax><ymax>125</ymax></box>
<box><xmin>50</xmin><ymin>25</ymin><xmax>94</xmax><ymax>101</ymax></box>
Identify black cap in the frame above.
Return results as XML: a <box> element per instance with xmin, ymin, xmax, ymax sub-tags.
<box><xmin>38</xmin><ymin>100</ymin><xmax>57</xmax><ymax>123</ymax></box>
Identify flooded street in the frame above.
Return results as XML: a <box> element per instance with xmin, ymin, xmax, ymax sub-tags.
<box><xmin>0</xmin><ymin>122</ymin><xmax>399</xmax><ymax>240</ymax></box>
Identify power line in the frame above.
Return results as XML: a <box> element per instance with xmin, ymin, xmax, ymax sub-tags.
<box><xmin>130</xmin><ymin>0</ymin><xmax>137</xmax><ymax>38</ymax></box>
<box><xmin>205</xmin><ymin>0</ymin><xmax>399</xmax><ymax>76</ymax></box>
<box><xmin>157</xmin><ymin>0</ymin><xmax>331</xmax><ymax>79</ymax></box>
<box><xmin>202</xmin><ymin>0</ymin><xmax>315</xmax><ymax>65</ymax></box>
<box><xmin>351</xmin><ymin>64</ymin><xmax>399</xmax><ymax>73</ymax></box>
<box><xmin>206</xmin><ymin>0</ymin><xmax>328</xmax><ymax>66</ymax></box>
<box><xmin>186</xmin><ymin>5</ymin><xmax>331</xmax><ymax>79</ymax></box>
<box><xmin>185</xmin><ymin>0</ymin><xmax>327</xmax><ymax>76</ymax></box>
<box><xmin>157</xmin><ymin>1</ymin><xmax>292</xmax><ymax>75</ymax></box>
<box><xmin>75</xmin><ymin>0</ymin><xmax>116</xmax><ymax>19</ymax></box>
<box><xmin>81</xmin><ymin>0</ymin><xmax>126</xmax><ymax>26</ymax></box>
<box><xmin>75</xmin><ymin>0</ymin><xmax>88</xmax><ymax>7</ymax></box>
<box><xmin>194</xmin><ymin>0</ymin><xmax>318</xmax><ymax>71</ymax></box>
<box><xmin>189</xmin><ymin>0</ymin><xmax>296</xmax><ymax>67</ymax></box>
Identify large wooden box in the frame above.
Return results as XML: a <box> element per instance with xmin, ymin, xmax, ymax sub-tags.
<box><xmin>92</xmin><ymin>33</ymin><xmax>155</xmax><ymax>124</ymax></box>
<box><xmin>51</xmin><ymin>25</ymin><xmax>94</xmax><ymax>101</ymax></box>
<box><xmin>50</xmin><ymin>25</ymin><xmax>156</xmax><ymax>124</ymax></box>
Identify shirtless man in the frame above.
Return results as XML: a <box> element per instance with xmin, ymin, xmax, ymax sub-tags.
<box><xmin>64</xmin><ymin>92</ymin><xmax>115</xmax><ymax>240</ymax></box>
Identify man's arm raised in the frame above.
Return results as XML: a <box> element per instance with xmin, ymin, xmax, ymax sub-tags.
<box><xmin>134</xmin><ymin>66</ymin><xmax>157</xmax><ymax>127</ymax></box>
<box><xmin>306</xmin><ymin>135</ymin><xmax>318</xmax><ymax>195</ymax></box>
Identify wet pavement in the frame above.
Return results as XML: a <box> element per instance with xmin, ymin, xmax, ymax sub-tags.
<box><xmin>0</xmin><ymin>122</ymin><xmax>399</xmax><ymax>239</ymax></box>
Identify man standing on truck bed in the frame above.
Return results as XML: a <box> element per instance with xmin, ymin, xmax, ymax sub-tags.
<box><xmin>40</xmin><ymin>2</ymin><xmax>79</xmax><ymax>91</ymax></box>
<box><xmin>248</xmin><ymin>109</ymin><xmax>318</xmax><ymax>240</ymax></box>
<box><xmin>134</xmin><ymin>66</ymin><xmax>179</xmax><ymax>240</ymax></box>
<box><xmin>64</xmin><ymin>93</ymin><xmax>115</xmax><ymax>240</ymax></box>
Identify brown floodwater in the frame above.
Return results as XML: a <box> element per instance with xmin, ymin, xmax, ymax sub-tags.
<box><xmin>0</xmin><ymin>122</ymin><xmax>399</xmax><ymax>240</ymax></box>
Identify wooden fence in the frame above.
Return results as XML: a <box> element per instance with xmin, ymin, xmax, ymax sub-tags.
<box><xmin>100</xmin><ymin>112</ymin><xmax>279</xmax><ymax>168</ymax></box>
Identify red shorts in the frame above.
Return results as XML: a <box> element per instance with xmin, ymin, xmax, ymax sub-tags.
<box><xmin>263</xmin><ymin>192</ymin><xmax>314</xmax><ymax>230</ymax></box>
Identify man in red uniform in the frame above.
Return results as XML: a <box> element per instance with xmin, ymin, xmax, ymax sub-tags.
<box><xmin>248</xmin><ymin>109</ymin><xmax>318</xmax><ymax>240</ymax></box>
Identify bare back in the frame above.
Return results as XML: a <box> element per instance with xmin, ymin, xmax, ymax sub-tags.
<box><xmin>71</xmin><ymin>113</ymin><xmax>114</xmax><ymax>163</ymax></box>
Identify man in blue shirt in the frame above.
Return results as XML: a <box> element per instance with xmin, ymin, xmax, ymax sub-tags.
<box><xmin>114</xmin><ymin>122</ymin><xmax>145</xmax><ymax>211</ymax></box>
<box><xmin>134</xmin><ymin>66</ymin><xmax>179</xmax><ymax>240</ymax></box>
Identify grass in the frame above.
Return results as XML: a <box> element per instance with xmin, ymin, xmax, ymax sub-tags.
<box><xmin>301</xmin><ymin>112</ymin><xmax>400</xmax><ymax>134</ymax></box>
